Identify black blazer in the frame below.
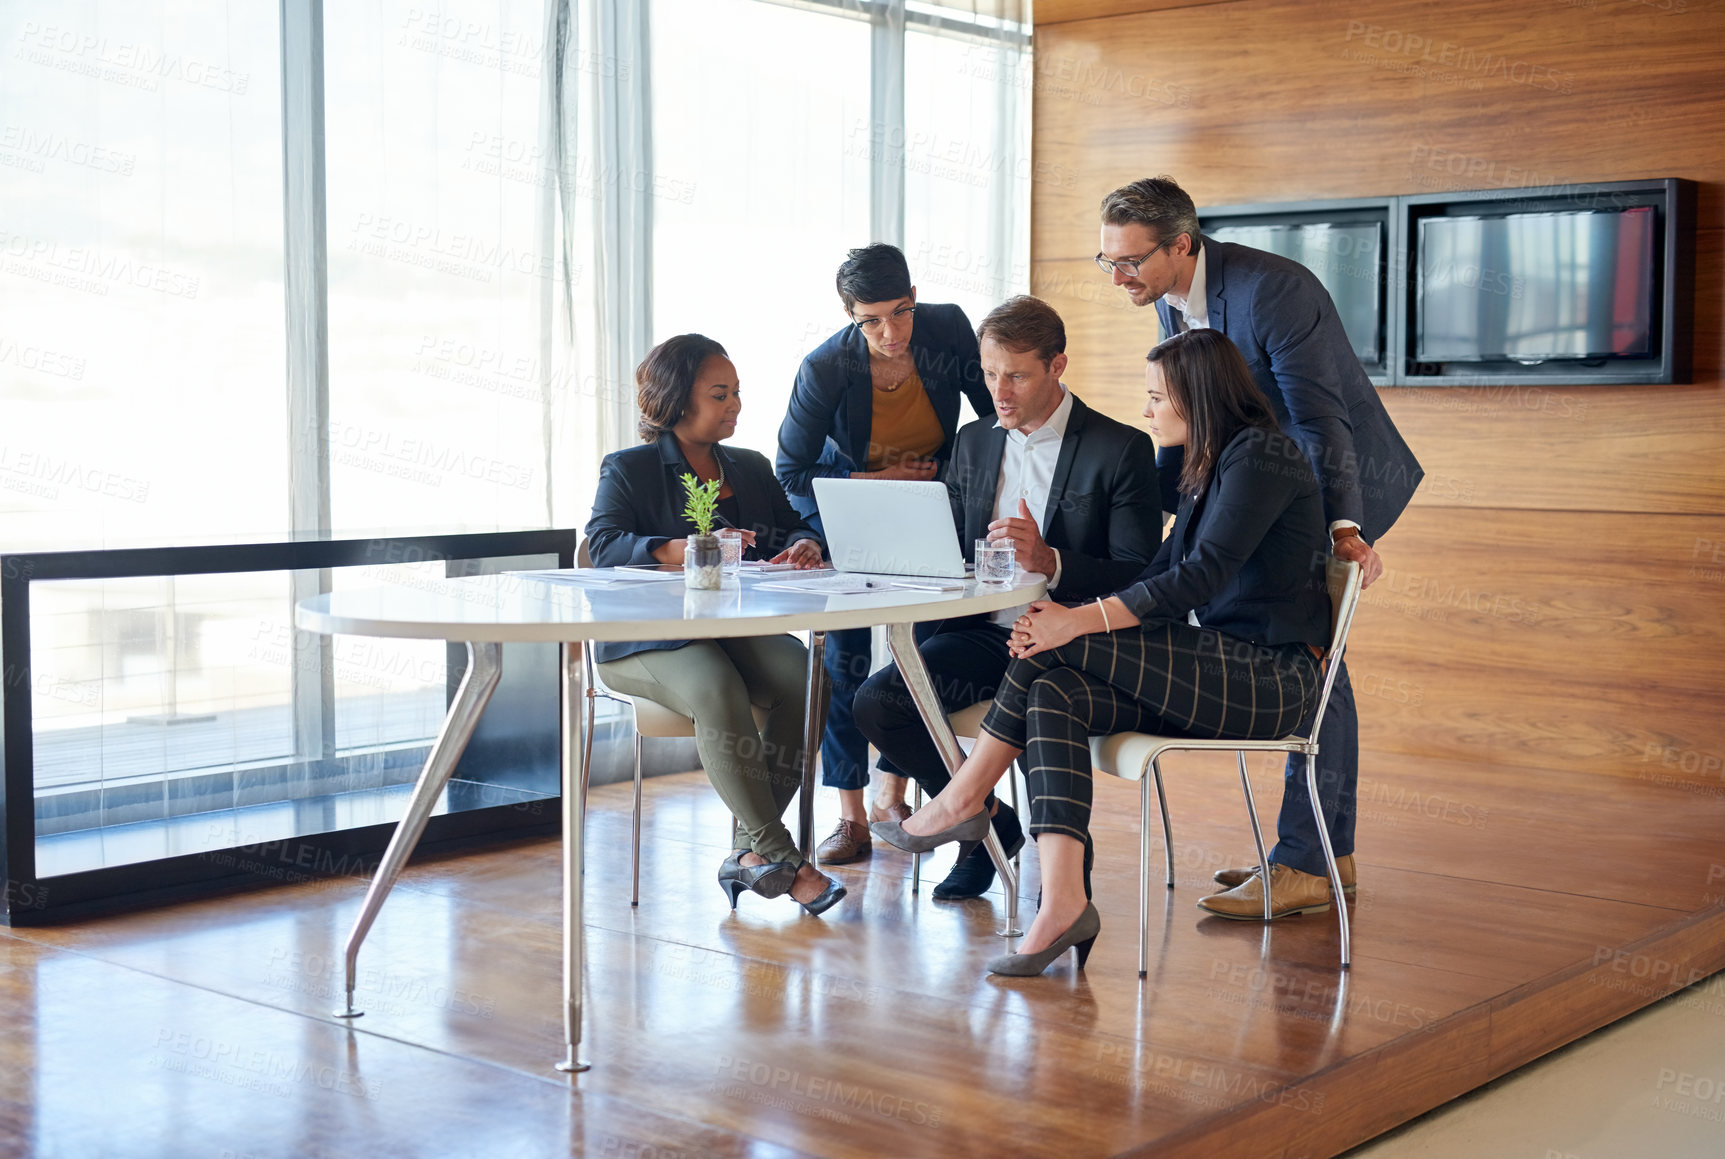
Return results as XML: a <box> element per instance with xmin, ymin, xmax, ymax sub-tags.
<box><xmin>1116</xmin><ymin>426</ymin><xmax>1330</xmax><ymax>650</ymax></box>
<box><xmin>946</xmin><ymin>392</ymin><xmax>1163</xmax><ymax>601</ymax></box>
<box><xmin>1154</xmin><ymin>235</ymin><xmax>1424</xmax><ymax>541</ymax></box>
<box><xmin>585</xmin><ymin>434</ymin><xmax>821</xmax><ymax>662</ymax></box>
<box><xmin>775</xmin><ymin>302</ymin><xmax>994</xmax><ymax>526</ymax></box>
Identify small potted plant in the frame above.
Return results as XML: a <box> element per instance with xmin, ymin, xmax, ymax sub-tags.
<box><xmin>680</xmin><ymin>472</ymin><xmax>724</xmax><ymax>590</ymax></box>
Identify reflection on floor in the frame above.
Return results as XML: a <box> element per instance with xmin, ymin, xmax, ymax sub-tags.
<box><xmin>1</xmin><ymin>750</ymin><xmax>1722</xmax><ymax>1157</ymax></box>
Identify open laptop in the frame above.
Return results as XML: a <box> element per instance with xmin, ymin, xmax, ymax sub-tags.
<box><xmin>812</xmin><ymin>478</ymin><xmax>967</xmax><ymax>578</ymax></box>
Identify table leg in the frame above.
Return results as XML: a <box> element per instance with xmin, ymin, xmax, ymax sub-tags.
<box><xmin>333</xmin><ymin>641</ymin><xmax>502</xmax><ymax>1019</ymax></box>
<box><xmin>884</xmin><ymin>623</ymin><xmax>1020</xmax><ymax>938</ymax></box>
<box><xmin>556</xmin><ymin>641</ymin><xmax>592</xmax><ymax>1072</ymax></box>
<box><xmin>799</xmin><ymin>630</ymin><xmax>827</xmax><ymax>860</ymax></box>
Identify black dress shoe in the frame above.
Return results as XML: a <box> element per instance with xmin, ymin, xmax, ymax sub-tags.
<box><xmin>795</xmin><ymin>876</ymin><xmax>847</xmax><ymax>917</ymax></box>
<box><xmin>932</xmin><ymin>803</ymin><xmax>1025</xmax><ymax>900</ymax></box>
<box><xmin>717</xmin><ymin>850</ymin><xmax>796</xmax><ymax>909</ymax></box>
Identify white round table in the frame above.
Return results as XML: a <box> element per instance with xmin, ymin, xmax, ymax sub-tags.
<box><xmin>296</xmin><ymin>568</ymin><xmax>1047</xmax><ymax>1072</ymax></box>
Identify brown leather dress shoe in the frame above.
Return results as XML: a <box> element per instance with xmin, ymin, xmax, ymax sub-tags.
<box><xmin>1213</xmin><ymin>854</ymin><xmax>1356</xmax><ymax>895</ymax></box>
<box><xmin>816</xmin><ymin>819</ymin><xmax>872</xmax><ymax>865</ymax></box>
<box><xmin>868</xmin><ymin>801</ymin><xmax>914</xmax><ymax>825</ymax></box>
<box><xmin>1198</xmin><ymin>863</ymin><xmax>1333</xmax><ymax>921</ymax></box>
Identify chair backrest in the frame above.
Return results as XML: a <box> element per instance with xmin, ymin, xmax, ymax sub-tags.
<box><xmin>1305</xmin><ymin>557</ymin><xmax>1364</xmax><ymax>738</ymax></box>
<box><xmin>577</xmin><ymin>538</ymin><xmax>594</xmax><ymax>568</ymax></box>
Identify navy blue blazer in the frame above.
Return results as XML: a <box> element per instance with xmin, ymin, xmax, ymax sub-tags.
<box><xmin>585</xmin><ymin>434</ymin><xmax>821</xmax><ymax>663</ymax></box>
<box><xmin>775</xmin><ymin>301</ymin><xmax>993</xmax><ymax>526</ymax></box>
<box><xmin>946</xmin><ymin>392</ymin><xmax>1163</xmax><ymax>601</ymax></box>
<box><xmin>1154</xmin><ymin>235</ymin><xmax>1423</xmax><ymax>541</ymax></box>
<box><xmin>1116</xmin><ymin>426</ymin><xmax>1330</xmax><ymax>650</ymax></box>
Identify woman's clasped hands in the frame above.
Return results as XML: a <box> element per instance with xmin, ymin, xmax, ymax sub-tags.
<box><xmin>1008</xmin><ymin>600</ymin><xmax>1084</xmax><ymax>659</ymax></box>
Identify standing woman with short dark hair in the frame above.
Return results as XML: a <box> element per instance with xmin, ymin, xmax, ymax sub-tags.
<box><xmin>586</xmin><ymin>334</ymin><xmax>842</xmax><ymax>915</ymax></box>
<box><xmin>775</xmin><ymin>244</ymin><xmax>995</xmax><ymax>865</ymax></box>
<box><xmin>875</xmin><ymin>328</ymin><xmax>1334</xmax><ymax>973</ymax></box>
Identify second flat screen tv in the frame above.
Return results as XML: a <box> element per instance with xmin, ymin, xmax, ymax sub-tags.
<box><xmin>1416</xmin><ymin>206</ymin><xmax>1656</xmax><ymax>363</ymax></box>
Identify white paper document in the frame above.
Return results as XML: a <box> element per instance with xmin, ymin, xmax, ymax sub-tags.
<box><xmin>756</xmin><ymin>573</ymin><xmax>966</xmax><ymax>595</ymax></box>
<box><xmin>515</xmin><ymin>568</ymin><xmax>683</xmax><ymax>587</ymax></box>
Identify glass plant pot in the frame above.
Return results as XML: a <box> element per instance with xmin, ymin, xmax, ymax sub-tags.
<box><xmin>684</xmin><ymin>533</ymin><xmax>723</xmax><ymax>590</ymax></box>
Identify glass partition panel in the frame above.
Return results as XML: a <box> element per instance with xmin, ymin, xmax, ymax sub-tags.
<box><xmin>30</xmin><ymin>556</ymin><xmax>558</xmax><ymax>878</ymax></box>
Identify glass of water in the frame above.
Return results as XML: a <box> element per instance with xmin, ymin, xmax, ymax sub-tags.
<box><xmin>974</xmin><ymin>539</ymin><xmax>1015</xmax><ymax>585</ymax></box>
<box><xmin>717</xmin><ymin>528</ymin><xmax>745</xmax><ymax>578</ymax></box>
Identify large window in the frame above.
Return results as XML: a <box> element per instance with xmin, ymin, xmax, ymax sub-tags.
<box><xmin>904</xmin><ymin>26</ymin><xmax>1031</xmax><ymax>329</ymax></box>
<box><xmin>323</xmin><ymin>0</ymin><xmax>555</xmax><ymax>533</ymax></box>
<box><xmin>0</xmin><ymin>1</ymin><xmax>287</xmax><ymax>545</ymax></box>
<box><xmin>650</xmin><ymin>0</ymin><xmax>872</xmax><ymax>456</ymax></box>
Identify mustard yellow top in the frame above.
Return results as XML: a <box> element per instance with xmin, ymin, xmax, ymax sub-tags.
<box><xmin>865</xmin><ymin>370</ymin><xmax>942</xmax><ymax>470</ymax></box>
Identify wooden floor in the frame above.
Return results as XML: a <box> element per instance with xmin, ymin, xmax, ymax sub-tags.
<box><xmin>4</xmin><ymin>750</ymin><xmax>1724</xmax><ymax>1158</ymax></box>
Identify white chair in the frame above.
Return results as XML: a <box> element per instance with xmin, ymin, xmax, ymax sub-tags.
<box><xmin>1089</xmin><ymin>558</ymin><xmax>1365</xmax><ymax>973</ymax></box>
<box><xmin>576</xmin><ymin>540</ymin><xmax>767</xmax><ymax>905</ymax></box>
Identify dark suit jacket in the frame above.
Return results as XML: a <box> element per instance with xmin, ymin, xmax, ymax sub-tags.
<box><xmin>1154</xmin><ymin>235</ymin><xmax>1423</xmax><ymax>541</ymax></box>
<box><xmin>776</xmin><ymin>302</ymin><xmax>994</xmax><ymax>527</ymax></box>
<box><xmin>1117</xmin><ymin>426</ymin><xmax>1330</xmax><ymax>650</ymax></box>
<box><xmin>946</xmin><ymin>392</ymin><xmax>1163</xmax><ymax>602</ymax></box>
<box><xmin>585</xmin><ymin>434</ymin><xmax>821</xmax><ymax>662</ymax></box>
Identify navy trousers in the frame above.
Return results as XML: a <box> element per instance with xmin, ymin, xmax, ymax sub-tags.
<box><xmin>818</xmin><ymin>626</ymin><xmax>873</xmax><ymax>790</ymax></box>
<box><xmin>1269</xmin><ymin>658</ymin><xmax>1357</xmax><ymax>877</ymax></box>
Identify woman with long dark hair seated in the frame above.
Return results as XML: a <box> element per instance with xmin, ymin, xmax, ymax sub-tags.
<box><xmin>586</xmin><ymin>334</ymin><xmax>843</xmax><ymax>916</ymax></box>
<box><xmin>872</xmin><ymin>327</ymin><xmax>1333</xmax><ymax>972</ymax></box>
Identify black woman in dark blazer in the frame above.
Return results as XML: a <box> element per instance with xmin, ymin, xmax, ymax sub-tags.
<box><xmin>874</xmin><ymin>328</ymin><xmax>1331</xmax><ymax>974</ymax></box>
<box><xmin>774</xmin><ymin>243</ymin><xmax>995</xmax><ymax>866</ymax></box>
<box><xmin>586</xmin><ymin>334</ymin><xmax>841</xmax><ymax>916</ymax></box>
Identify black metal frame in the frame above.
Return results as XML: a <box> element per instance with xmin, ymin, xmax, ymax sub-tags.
<box><xmin>1398</xmin><ymin>177</ymin><xmax>1694</xmax><ymax>386</ymax></box>
<box><xmin>1198</xmin><ymin>195</ymin><xmax>1400</xmax><ymax>387</ymax></box>
<box><xmin>1</xmin><ymin>530</ymin><xmax>574</xmax><ymax>924</ymax></box>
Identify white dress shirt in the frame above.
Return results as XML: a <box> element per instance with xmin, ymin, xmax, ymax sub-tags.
<box><xmin>1163</xmin><ymin>243</ymin><xmax>1209</xmax><ymax>330</ymax></box>
<box><xmin>991</xmin><ymin>386</ymin><xmax>1072</xmax><ymax>626</ymax></box>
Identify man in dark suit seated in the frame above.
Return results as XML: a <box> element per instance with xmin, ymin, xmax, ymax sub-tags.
<box><xmin>1096</xmin><ymin>175</ymin><xmax>1424</xmax><ymax>919</ymax></box>
<box><xmin>853</xmin><ymin>295</ymin><xmax>1164</xmax><ymax>899</ymax></box>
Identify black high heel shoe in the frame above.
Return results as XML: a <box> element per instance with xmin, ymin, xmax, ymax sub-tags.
<box><xmin>788</xmin><ymin>863</ymin><xmax>847</xmax><ymax>916</ymax></box>
<box><xmin>717</xmin><ymin>850</ymin><xmax>796</xmax><ymax>909</ymax></box>
<box><xmin>986</xmin><ymin>903</ymin><xmax>1101</xmax><ymax>976</ymax></box>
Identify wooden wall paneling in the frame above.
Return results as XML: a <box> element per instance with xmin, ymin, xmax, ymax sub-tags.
<box><xmin>1033</xmin><ymin>0</ymin><xmax>1725</xmax><ymax>260</ymax></box>
<box><xmin>1345</xmin><ymin>507</ymin><xmax>1725</xmax><ymax>777</ymax></box>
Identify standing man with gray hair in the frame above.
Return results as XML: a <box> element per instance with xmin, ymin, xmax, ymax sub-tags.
<box><xmin>1096</xmin><ymin>175</ymin><xmax>1423</xmax><ymax>920</ymax></box>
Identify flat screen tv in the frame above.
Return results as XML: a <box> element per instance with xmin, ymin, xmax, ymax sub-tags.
<box><xmin>1415</xmin><ymin>206</ymin><xmax>1656</xmax><ymax>363</ymax></box>
<box><xmin>1208</xmin><ymin>221</ymin><xmax>1383</xmax><ymax>363</ymax></box>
